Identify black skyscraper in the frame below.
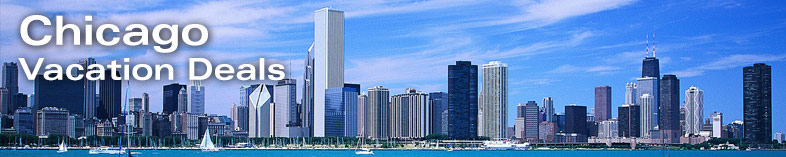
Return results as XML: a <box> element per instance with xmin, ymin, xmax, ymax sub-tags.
<box><xmin>659</xmin><ymin>74</ymin><xmax>680</xmax><ymax>143</ymax></box>
<box><xmin>98</xmin><ymin>70</ymin><xmax>121</xmax><ymax>119</ymax></box>
<box><xmin>743</xmin><ymin>63</ymin><xmax>771</xmax><ymax>144</ymax></box>
<box><xmin>565</xmin><ymin>105</ymin><xmax>587</xmax><ymax>141</ymax></box>
<box><xmin>642</xmin><ymin>57</ymin><xmax>660</xmax><ymax>79</ymax></box>
<box><xmin>163</xmin><ymin>83</ymin><xmax>187</xmax><ymax>114</ymax></box>
<box><xmin>34</xmin><ymin>74</ymin><xmax>84</xmax><ymax>115</ymax></box>
<box><xmin>618</xmin><ymin>104</ymin><xmax>641</xmax><ymax>137</ymax></box>
<box><xmin>2</xmin><ymin>62</ymin><xmax>19</xmax><ymax>115</ymax></box>
<box><xmin>447</xmin><ymin>61</ymin><xmax>478</xmax><ymax>139</ymax></box>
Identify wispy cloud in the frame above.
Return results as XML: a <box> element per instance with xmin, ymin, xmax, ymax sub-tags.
<box><xmin>673</xmin><ymin>54</ymin><xmax>786</xmax><ymax>77</ymax></box>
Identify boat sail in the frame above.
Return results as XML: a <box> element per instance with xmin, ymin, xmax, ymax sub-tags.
<box><xmin>200</xmin><ymin>128</ymin><xmax>219</xmax><ymax>152</ymax></box>
<box><xmin>355</xmin><ymin>134</ymin><xmax>373</xmax><ymax>155</ymax></box>
<box><xmin>57</xmin><ymin>140</ymin><xmax>68</xmax><ymax>153</ymax></box>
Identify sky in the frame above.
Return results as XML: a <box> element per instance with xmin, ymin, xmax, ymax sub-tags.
<box><xmin>1</xmin><ymin>0</ymin><xmax>784</xmax><ymax>135</ymax></box>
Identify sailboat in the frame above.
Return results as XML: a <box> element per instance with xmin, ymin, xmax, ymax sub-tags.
<box><xmin>354</xmin><ymin>136</ymin><xmax>373</xmax><ymax>155</ymax></box>
<box><xmin>57</xmin><ymin>140</ymin><xmax>68</xmax><ymax>153</ymax></box>
<box><xmin>200</xmin><ymin>128</ymin><xmax>219</xmax><ymax>152</ymax></box>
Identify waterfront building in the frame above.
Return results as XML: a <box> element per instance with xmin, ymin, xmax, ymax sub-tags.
<box><xmin>177</xmin><ymin>87</ymin><xmax>188</xmax><ymax>113</ymax></box>
<box><xmin>522</xmin><ymin>101</ymin><xmax>539</xmax><ymax>142</ymax></box>
<box><xmin>78</xmin><ymin>58</ymin><xmax>97</xmax><ymax>118</ymax></box>
<box><xmin>275</xmin><ymin>79</ymin><xmax>303</xmax><ymax>137</ymax></box>
<box><xmin>313</xmin><ymin>7</ymin><xmax>345</xmax><ymax>137</ymax></box>
<box><xmin>302</xmin><ymin>42</ymin><xmax>315</xmax><ymax>137</ymax></box>
<box><xmin>637</xmin><ymin>77</ymin><xmax>658</xmax><ymax>136</ymax></box>
<box><xmin>230</xmin><ymin>103</ymin><xmax>248</xmax><ymax>132</ymax></box>
<box><xmin>448</xmin><ymin>61</ymin><xmax>478</xmax><ymax>139</ymax></box>
<box><xmin>34</xmin><ymin>74</ymin><xmax>84</xmax><ymax>116</ymax></box>
<box><xmin>36</xmin><ymin>107</ymin><xmax>69</xmax><ymax>136</ymax></box>
<box><xmin>598</xmin><ymin>119</ymin><xmax>619</xmax><ymax>138</ymax></box>
<box><xmin>775</xmin><ymin>132</ymin><xmax>784</xmax><ymax>144</ymax></box>
<box><xmin>98</xmin><ymin>70</ymin><xmax>121</xmax><ymax>119</ymax></box>
<box><xmin>594</xmin><ymin>86</ymin><xmax>612</xmax><ymax>122</ymax></box>
<box><xmin>539</xmin><ymin>121</ymin><xmax>556</xmax><ymax>143</ymax></box>
<box><xmin>142</xmin><ymin>93</ymin><xmax>149</xmax><ymax>112</ymax></box>
<box><xmin>618</xmin><ymin>104</ymin><xmax>640</xmax><ymax>137</ymax></box>
<box><xmin>390</xmin><ymin>88</ymin><xmax>430</xmax><ymax>139</ymax></box>
<box><xmin>128</xmin><ymin>98</ymin><xmax>143</xmax><ymax>112</ymax></box>
<box><xmin>481</xmin><ymin>61</ymin><xmax>508</xmax><ymax>139</ymax></box>
<box><xmin>2</xmin><ymin>62</ymin><xmax>18</xmax><ymax>115</ymax></box>
<box><xmin>324</xmin><ymin>84</ymin><xmax>359</xmax><ymax>137</ymax></box>
<box><xmin>743</xmin><ymin>63</ymin><xmax>772</xmax><ymax>144</ymax></box>
<box><xmin>248</xmin><ymin>84</ymin><xmax>274</xmax><ymax>138</ymax></box>
<box><xmin>13</xmin><ymin>107</ymin><xmax>34</xmax><ymax>134</ymax></box>
<box><xmin>366</xmin><ymin>86</ymin><xmax>389</xmax><ymax>139</ymax></box>
<box><xmin>625</xmin><ymin>83</ymin><xmax>637</xmax><ymax>105</ymax></box>
<box><xmin>710</xmin><ymin>112</ymin><xmax>722</xmax><ymax>138</ymax></box>
<box><xmin>639</xmin><ymin>94</ymin><xmax>654</xmax><ymax>137</ymax></box>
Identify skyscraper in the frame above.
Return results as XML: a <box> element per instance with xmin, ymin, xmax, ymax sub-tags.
<box><xmin>743</xmin><ymin>63</ymin><xmax>771</xmax><ymax>144</ymax></box>
<box><xmin>594</xmin><ymin>86</ymin><xmax>611</xmax><ymax>122</ymax></box>
<box><xmin>710</xmin><ymin>112</ymin><xmax>722</xmax><ymax>138</ymax></box>
<box><xmin>565</xmin><ymin>105</ymin><xmax>588</xmax><ymax>141</ymax></box>
<box><xmin>637</xmin><ymin>77</ymin><xmax>658</xmax><ymax>135</ymax></box>
<box><xmin>248</xmin><ymin>84</ymin><xmax>274</xmax><ymax>138</ymax></box>
<box><xmin>188</xmin><ymin>80</ymin><xmax>205</xmax><ymax>114</ymax></box>
<box><xmin>177</xmin><ymin>87</ymin><xmax>188</xmax><ymax>113</ymax></box>
<box><xmin>618</xmin><ymin>104</ymin><xmax>640</xmax><ymax>137</ymax></box>
<box><xmin>598</xmin><ymin>120</ymin><xmax>619</xmax><ymax>138</ymax></box>
<box><xmin>659</xmin><ymin>74</ymin><xmax>680</xmax><ymax>143</ymax></box>
<box><xmin>127</xmin><ymin>98</ymin><xmax>143</xmax><ymax>112</ymax></box>
<box><xmin>522</xmin><ymin>101</ymin><xmax>540</xmax><ymax>142</ymax></box>
<box><xmin>324</xmin><ymin>84</ymin><xmax>358</xmax><ymax>137</ymax></box>
<box><xmin>36</xmin><ymin>107</ymin><xmax>69</xmax><ymax>136</ymax></box>
<box><xmin>2</xmin><ymin>62</ymin><xmax>18</xmax><ymax>115</ymax></box>
<box><xmin>142</xmin><ymin>93</ymin><xmax>149</xmax><ymax>112</ymax></box>
<box><xmin>302</xmin><ymin>42</ymin><xmax>315</xmax><ymax>137</ymax></box>
<box><xmin>98</xmin><ymin>70</ymin><xmax>121</xmax><ymax>119</ymax></box>
<box><xmin>448</xmin><ymin>61</ymin><xmax>478</xmax><ymax>139</ymax></box>
<box><xmin>230</xmin><ymin>103</ymin><xmax>248</xmax><ymax>132</ymax></box>
<box><xmin>684</xmin><ymin>86</ymin><xmax>704</xmax><ymax>136</ymax></box>
<box><xmin>642</xmin><ymin>57</ymin><xmax>660</xmax><ymax>79</ymax></box>
<box><xmin>625</xmin><ymin>83</ymin><xmax>637</xmax><ymax>105</ymax></box>
<box><xmin>639</xmin><ymin>94</ymin><xmax>654</xmax><ymax>137</ymax></box>
<box><xmin>35</xmin><ymin>74</ymin><xmax>84</xmax><ymax>116</ymax></box>
<box><xmin>163</xmin><ymin>83</ymin><xmax>186</xmax><ymax>114</ymax></box>
<box><xmin>543</xmin><ymin>97</ymin><xmax>554</xmax><ymax>122</ymax></box>
<box><xmin>366</xmin><ymin>86</ymin><xmax>389</xmax><ymax>139</ymax></box>
<box><xmin>313</xmin><ymin>7</ymin><xmax>345</xmax><ymax>137</ymax></box>
<box><xmin>78</xmin><ymin>58</ymin><xmax>97</xmax><ymax>118</ymax></box>
<box><xmin>430</xmin><ymin>92</ymin><xmax>449</xmax><ymax>135</ymax></box>
<box><xmin>390</xmin><ymin>88</ymin><xmax>430</xmax><ymax>139</ymax></box>
<box><xmin>481</xmin><ymin>61</ymin><xmax>508</xmax><ymax>139</ymax></box>
<box><xmin>357</xmin><ymin>94</ymin><xmax>367</xmax><ymax>136</ymax></box>
<box><xmin>275</xmin><ymin>79</ymin><xmax>301</xmax><ymax>137</ymax></box>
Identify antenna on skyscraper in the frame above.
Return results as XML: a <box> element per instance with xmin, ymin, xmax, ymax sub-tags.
<box><xmin>645</xmin><ymin>34</ymin><xmax>650</xmax><ymax>57</ymax></box>
<box><xmin>652</xmin><ymin>32</ymin><xmax>655</xmax><ymax>58</ymax></box>
<box><xmin>288</xmin><ymin>48</ymin><xmax>292</xmax><ymax>79</ymax></box>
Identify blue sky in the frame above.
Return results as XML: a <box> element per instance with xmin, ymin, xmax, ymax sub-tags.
<box><xmin>1</xmin><ymin>0</ymin><xmax>784</xmax><ymax>135</ymax></box>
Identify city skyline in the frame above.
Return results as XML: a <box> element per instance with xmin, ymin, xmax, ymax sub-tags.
<box><xmin>0</xmin><ymin>0</ymin><xmax>785</xmax><ymax>135</ymax></box>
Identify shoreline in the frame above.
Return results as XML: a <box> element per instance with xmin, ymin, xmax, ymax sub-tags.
<box><xmin>2</xmin><ymin>147</ymin><xmax>784</xmax><ymax>151</ymax></box>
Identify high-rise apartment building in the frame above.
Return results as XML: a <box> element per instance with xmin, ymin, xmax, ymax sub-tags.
<box><xmin>429</xmin><ymin>92</ymin><xmax>448</xmax><ymax>135</ymax></box>
<box><xmin>481</xmin><ymin>61</ymin><xmax>507</xmax><ymax>139</ymax></box>
<box><xmin>390</xmin><ymin>88</ymin><xmax>430</xmax><ymax>139</ymax></box>
<box><xmin>324</xmin><ymin>84</ymin><xmax>359</xmax><ymax>137</ymax></box>
<box><xmin>366</xmin><ymin>86</ymin><xmax>389</xmax><ymax>139</ymax></box>
<box><xmin>637</xmin><ymin>77</ymin><xmax>658</xmax><ymax>136</ymax></box>
<box><xmin>543</xmin><ymin>97</ymin><xmax>554</xmax><ymax>122</ymax></box>
<box><xmin>188</xmin><ymin>80</ymin><xmax>205</xmax><ymax>114</ymax></box>
<box><xmin>625</xmin><ymin>83</ymin><xmax>637</xmax><ymax>105</ymax></box>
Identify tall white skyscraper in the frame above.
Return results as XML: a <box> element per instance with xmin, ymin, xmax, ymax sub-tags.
<box><xmin>313</xmin><ymin>7</ymin><xmax>345</xmax><ymax>137</ymax></box>
<box><xmin>249</xmin><ymin>85</ymin><xmax>274</xmax><ymax>138</ymax></box>
<box><xmin>274</xmin><ymin>79</ymin><xmax>299</xmax><ymax>137</ymax></box>
<box><xmin>188</xmin><ymin>80</ymin><xmax>205</xmax><ymax>114</ymax></box>
<box><xmin>640</xmin><ymin>94</ymin><xmax>654</xmax><ymax>137</ymax></box>
<box><xmin>710</xmin><ymin>112</ymin><xmax>722</xmax><ymax>138</ymax></box>
<box><xmin>684</xmin><ymin>86</ymin><xmax>704</xmax><ymax>136</ymax></box>
<box><xmin>636</xmin><ymin>76</ymin><xmax>658</xmax><ymax>136</ymax></box>
<box><xmin>543</xmin><ymin>97</ymin><xmax>554</xmax><ymax>122</ymax></box>
<box><xmin>481</xmin><ymin>61</ymin><xmax>508</xmax><ymax>139</ymax></box>
<box><xmin>625</xmin><ymin>83</ymin><xmax>637</xmax><ymax>105</ymax></box>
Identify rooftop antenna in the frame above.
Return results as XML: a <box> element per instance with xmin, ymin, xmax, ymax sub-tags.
<box><xmin>645</xmin><ymin>34</ymin><xmax>650</xmax><ymax>57</ymax></box>
<box><xmin>652</xmin><ymin>33</ymin><xmax>656</xmax><ymax>58</ymax></box>
<box><xmin>288</xmin><ymin>48</ymin><xmax>292</xmax><ymax>79</ymax></box>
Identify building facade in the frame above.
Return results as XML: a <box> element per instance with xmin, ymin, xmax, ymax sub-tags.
<box><xmin>313</xmin><ymin>8</ymin><xmax>345</xmax><ymax>137</ymax></box>
<box><xmin>366</xmin><ymin>86</ymin><xmax>389</xmax><ymax>139</ymax></box>
<box><xmin>390</xmin><ymin>88</ymin><xmax>430</xmax><ymax>139</ymax></box>
<box><xmin>659</xmin><ymin>74</ymin><xmax>681</xmax><ymax>143</ymax></box>
<box><xmin>684</xmin><ymin>86</ymin><xmax>704</xmax><ymax>136</ymax></box>
<box><xmin>188</xmin><ymin>80</ymin><xmax>205</xmax><ymax>114</ymax></box>
<box><xmin>481</xmin><ymin>61</ymin><xmax>507</xmax><ymax>139</ymax></box>
<box><xmin>743</xmin><ymin>63</ymin><xmax>771</xmax><ymax>144</ymax></box>
<box><xmin>429</xmin><ymin>92</ymin><xmax>448</xmax><ymax>135</ymax></box>
<box><xmin>163</xmin><ymin>83</ymin><xmax>186</xmax><ymax>114</ymax></box>
<box><xmin>594</xmin><ymin>86</ymin><xmax>612</xmax><ymax>122</ymax></box>
<box><xmin>447</xmin><ymin>61</ymin><xmax>478</xmax><ymax>139</ymax></box>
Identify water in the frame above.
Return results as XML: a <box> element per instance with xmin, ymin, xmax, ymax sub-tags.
<box><xmin>2</xmin><ymin>150</ymin><xmax>785</xmax><ymax>157</ymax></box>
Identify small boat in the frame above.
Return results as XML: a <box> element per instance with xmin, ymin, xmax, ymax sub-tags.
<box><xmin>482</xmin><ymin>139</ymin><xmax>530</xmax><ymax>150</ymax></box>
<box><xmin>57</xmin><ymin>140</ymin><xmax>68</xmax><ymax>153</ymax></box>
<box><xmin>355</xmin><ymin>148</ymin><xmax>374</xmax><ymax>155</ymax></box>
<box><xmin>89</xmin><ymin>147</ymin><xmax>126</xmax><ymax>154</ymax></box>
<box><xmin>200</xmin><ymin>128</ymin><xmax>219</xmax><ymax>152</ymax></box>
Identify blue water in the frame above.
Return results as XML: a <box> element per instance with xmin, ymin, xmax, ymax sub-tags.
<box><xmin>2</xmin><ymin>150</ymin><xmax>785</xmax><ymax>157</ymax></box>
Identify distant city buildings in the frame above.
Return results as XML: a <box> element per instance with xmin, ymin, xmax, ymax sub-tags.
<box><xmin>565</xmin><ymin>105</ymin><xmax>587</xmax><ymax>141</ymax></box>
<box><xmin>248</xmin><ymin>84</ymin><xmax>274</xmax><ymax>138</ymax></box>
<box><xmin>188</xmin><ymin>80</ymin><xmax>205</xmax><ymax>114</ymax></box>
<box><xmin>598</xmin><ymin>119</ymin><xmax>619</xmax><ymax>138</ymax></box>
<box><xmin>390</xmin><ymin>88</ymin><xmax>429</xmax><ymax>139</ymax></box>
<box><xmin>543</xmin><ymin>97</ymin><xmax>554</xmax><ymax>122</ymax></box>
<box><xmin>447</xmin><ymin>61</ymin><xmax>478</xmax><ymax>139</ymax></box>
<box><xmin>659</xmin><ymin>74</ymin><xmax>681</xmax><ymax>143</ymax></box>
<box><xmin>618</xmin><ymin>104</ymin><xmax>640</xmax><ymax>137</ymax></box>
<box><xmin>366</xmin><ymin>86</ymin><xmax>389</xmax><ymax>139</ymax></box>
<box><xmin>163</xmin><ymin>83</ymin><xmax>186</xmax><ymax>114</ymax></box>
<box><xmin>312</xmin><ymin>7</ymin><xmax>345</xmax><ymax>137</ymax></box>
<box><xmin>36</xmin><ymin>107</ymin><xmax>69</xmax><ymax>136</ymax></box>
<box><xmin>743</xmin><ymin>63</ymin><xmax>772</xmax><ymax>144</ymax></box>
<box><xmin>480</xmin><ymin>61</ymin><xmax>508</xmax><ymax>139</ymax></box>
<box><xmin>429</xmin><ymin>92</ymin><xmax>448</xmax><ymax>135</ymax></box>
<box><xmin>710</xmin><ymin>112</ymin><xmax>722</xmax><ymax>138</ymax></box>
<box><xmin>325</xmin><ymin>84</ymin><xmax>359</xmax><ymax>137</ymax></box>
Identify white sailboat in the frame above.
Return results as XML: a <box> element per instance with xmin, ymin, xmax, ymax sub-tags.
<box><xmin>354</xmin><ymin>136</ymin><xmax>373</xmax><ymax>155</ymax></box>
<box><xmin>57</xmin><ymin>140</ymin><xmax>68</xmax><ymax>153</ymax></box>
<box><xmin>200</xmin><ymin>128</ymin><xmax>219</xmax><ymax>152</ymax></box>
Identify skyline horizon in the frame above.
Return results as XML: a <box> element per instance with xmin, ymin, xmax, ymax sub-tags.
<box><xmin>1</xmin><ymin>0</ymin><xmax>784</xmax><ymax>135</ymax></box>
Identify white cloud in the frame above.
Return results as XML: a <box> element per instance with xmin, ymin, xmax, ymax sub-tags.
<box><xmin>673</xmin><ymin>54</ymin><xmax>786</xmax><ymax>77</ymax></box>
